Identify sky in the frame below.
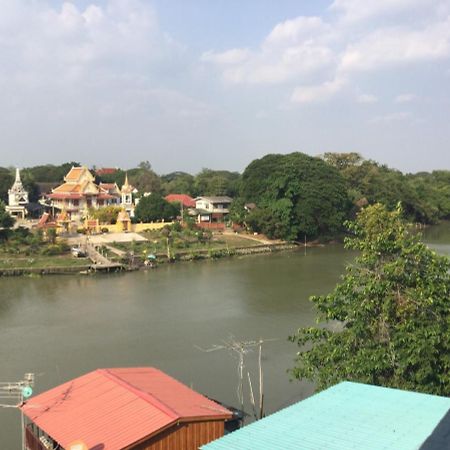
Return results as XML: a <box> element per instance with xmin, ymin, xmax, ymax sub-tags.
<box><xmin>0</xmin><ymin>0</ymin><xmax>449</xmax><ymax>174</ymax></box>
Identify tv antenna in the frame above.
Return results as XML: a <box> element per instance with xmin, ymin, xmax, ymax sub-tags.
<box><xmin>0</xmin><ymin>373</ymin><xmax>35</xmax><ymax>450</ymax></box>
<box><xmin>196</xmin><ymin>336</ymin><xmax>277</xmax><ymax>422</ymax></box>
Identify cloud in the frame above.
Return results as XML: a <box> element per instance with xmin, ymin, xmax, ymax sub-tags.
<box><xmin>0</xmin><ymin>0</ymin><xmax>206</xmax><ymax>121</ymax></box>
<box><xmin>357</xmin><ymin>94</ymin><xmax>378</xmax><ymax>104</ymax></box>
<box><xmin>201</xmin><ymin>48</ymin><xmax>250</xmax><ymax>65</ymax></box>
<box><xmin>395</xmin><ymin>93</ymin><xmax>417</xmax><ymax>103</ymax></box>
<box><xmin>201</xmin><ymin>16</ymin><xmax>335</xmax><ymax>85</ymax></box>
<box><xmin>291</xmin><ymin>78</ymin><xmax>346</xmax><ymax>104</ymax></box>
<box><xmin>201</xmin><ymin>1</ymin><xmax>450</xmax><ymax>105</ymax></box>
<box><xmin>369</xmin><ymin>111</ymin><xmax>412</xmax><ymax>123</ymax></box>
<box><xmin>264</xmin><ymin>16</ymin><xmax>334</xmax><ymax>47</ymax></box>
<box><xmin>329</xmin><ymin>0</ymin><xmax>436</xmax><ymax>23</ymax></box>
<box><xmin>339</xmin><ymin>20</ymin><xmax>450</xmax><ymax>73</ymax></box>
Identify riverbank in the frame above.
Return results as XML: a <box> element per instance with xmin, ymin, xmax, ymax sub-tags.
<box><xmin>0</xmin><ymin>241</ymin><xmax>299</xmax><ymax>276</ymax></box>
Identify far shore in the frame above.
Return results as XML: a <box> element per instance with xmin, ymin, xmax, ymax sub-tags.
<box><xmin>0</xmin><ymin>230</ymin><xmax>305</xmax><ymax>277</ymax></box>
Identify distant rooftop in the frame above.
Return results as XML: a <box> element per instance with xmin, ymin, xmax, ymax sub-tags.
<box><xmin>165</xmin><ymin>194</ymin><xmax>196</xmax><ymax>207</ymax></box>
<box><xmin>196</xmin><ymin>196</ymin><xmax>233</xmax><ymax>203</ymax></box>
<box><xmin>96</xmin><ymin>167</ymin><xmax>118</xmax><ymax>176</ymax></box>
<box><xmin>202</xmin><ymin>382</ymin><xmax>450</xmax><ymax>450</ymax></box>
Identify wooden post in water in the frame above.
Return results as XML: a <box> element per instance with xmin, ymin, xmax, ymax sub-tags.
<box><xmin>258</xmin><ymin>340</ymin><xmax>264</xmax><ymax>419</ymax></box>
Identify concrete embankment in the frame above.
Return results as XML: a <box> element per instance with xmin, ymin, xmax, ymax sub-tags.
<box><xmin>145</xmin><ymin>242</ymin><xmax>299</xmax><ymax>264</ymax></box>
<box><xmin>0</xmin><ymin>265</ymin><xmax>92</xmax><ymax>277</ymax></box>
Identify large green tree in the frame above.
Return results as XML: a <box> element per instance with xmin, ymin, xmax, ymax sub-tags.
<box><xmin>161</xmin><ymin>172</ymin><xmax>196</xmax><ymax>196</ymax></box>
<box><xmin>194</xmin><ymin>169</ymin><xmax>241</xmax><ymax>197</ymax></box>
<box><xmin>134</xmin><ymin>195</ymin><xmax>178</xmax><ymax>222</ymax></box>
<box><xmin>240</xmin><ymin>152</ymin><xmax>350</xmax><ymax>240</ymax></box>
<box><xmin>128</xmin><ymin>162</ymin><xmax>162</xmax><ymax>194</ymax></box>
<box><xmin>290</xmin><ymin>204</ymin><xmax>450</xmax><ymax>395</ymax></box>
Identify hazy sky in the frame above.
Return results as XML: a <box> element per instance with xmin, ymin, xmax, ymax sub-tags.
<box><xmin>0</xmin><ymin>0</ymin><xmax>449</xmax><ymax>174</ymax></box>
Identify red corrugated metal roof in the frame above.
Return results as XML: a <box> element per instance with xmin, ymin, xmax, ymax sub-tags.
<box><xmin>21</xmin><ymin>368</ymin><xmax>231</xmax><ymax>450</ymax></box>
<box><xmin>165</xmin><ymin>194</ymin><xmax>196</xmax><ymax>208</ymax></box>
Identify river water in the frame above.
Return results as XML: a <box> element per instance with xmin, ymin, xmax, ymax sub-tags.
<box><xmin>0</xmin><ymin>224</ymin><xmax>448</xmax><ymax>448</ymax></box>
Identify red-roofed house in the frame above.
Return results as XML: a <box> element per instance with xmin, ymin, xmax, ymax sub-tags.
<box><xmin>21</xmin><ymin>367</ymin><xmax>232</xmax><ymax>450</ymax></box>
<box><xmin>165</xmin><ymin>194</ymin><xmax>196</xmax><ymax>208</ymax></box>
<box><xmin>95</xmin><ymin>167</ymin><xmax>118</xmax><ymax>176</ymax></box>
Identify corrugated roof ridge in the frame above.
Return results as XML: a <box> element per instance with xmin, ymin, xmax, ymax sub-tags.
<box><xmin>98</xmin><ymin>368</ymin><xmax>180</xmax><ymax>421</ymax></box>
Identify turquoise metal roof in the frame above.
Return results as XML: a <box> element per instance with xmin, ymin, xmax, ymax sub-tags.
<box><xmin>202</xmin><ymin>382</ymin><xmax>450</xmax><ymax>450</ymax></box>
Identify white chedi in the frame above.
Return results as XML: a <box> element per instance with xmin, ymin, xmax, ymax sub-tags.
<box><xmin>8</xmin><ymin>168</ymin><xmax>29</xmax><ymax>206</ymax></box>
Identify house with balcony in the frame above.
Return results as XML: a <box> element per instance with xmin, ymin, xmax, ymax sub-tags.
<box><xmin>194</xmin><ymin>196</ymin><xmax>232</xmax><ymax>224</ymax></box>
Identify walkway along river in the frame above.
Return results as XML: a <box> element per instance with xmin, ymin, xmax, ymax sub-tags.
<box><xmin>0</xmin><ymin>223</ymin><xmax>448</xmax><ymax>448</ymax></box>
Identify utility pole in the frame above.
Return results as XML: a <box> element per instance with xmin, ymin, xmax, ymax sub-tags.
<box><xmin>0</xmin><ymin>373</ymin><xmax>35</xmax><ymax>450</ymax></box>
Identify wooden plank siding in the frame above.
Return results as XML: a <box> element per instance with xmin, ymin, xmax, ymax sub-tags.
<box><xmin>130</xmin><ymin>420</ymin><xmax>225</xmax><ymax>450</ymax></box>
<box><xmin>25</xmin><ymin>427</ymin><xmax>47</xmax><ymax>450</ymax></box>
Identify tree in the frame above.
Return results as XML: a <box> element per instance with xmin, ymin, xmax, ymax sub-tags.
<box><xmin>134</xmin><ymin>195</ymin><xmax>178</xmax><ymax>222</ymax></box>
<box><xmin>290</xmin><ymin>204</ymin><xmax>450</xmax><ymax>396</ymax></box>
<box><xmin>0</xmin><ymin>167</ymin><xmax>14</xmax><ymax>202</ymax></box>
<box><xmin>89</xmin><ymin>206</ymin><xmax>122</xmax><ymax>224</ymax></box>
<box><xmin>161</xmin><ymin>172</ymin><xmax>196</xmax><ymax>196</ymax></box>
<box><xmin>322</xmin><ymin>152</ymin><xmax>363</xmax><ymax>170</ymax></box>
<box><xmin>194</xmin><ymin>169</ymin><xmax>241</xmax><ymax>197</ymax></box>
<box><xmin>129</xmin><ymin>163</ymin><xmax>162</xmax><ymax>194</ymax></box>
<box><xmin>240</xmin><ymin>152</ymin><xmax>350</xmax><ymax>240</ymax></box>
<box><xmin>0</xmin><ymin>201</ymin><xmax>14</xmax><ymax>229</ymax></box>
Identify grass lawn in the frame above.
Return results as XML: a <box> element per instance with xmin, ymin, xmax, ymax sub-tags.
<box><xmin>109</xmin><ymin>231</ymin><xmax>265</xmax><ymax>257</ymax></box>
<box><xmin>0</xmin><ymin>254</ymin><xmax>90</xmax><ymax>269</ymax></box>
<box><xmin>219</xmin><ymin>233</ymin><xmax>262</xmax><ymax>247</ymax></box>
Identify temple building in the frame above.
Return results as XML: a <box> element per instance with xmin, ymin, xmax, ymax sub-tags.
<box><xmin>6</xmin><ymin>168</ymin><xmax>29</xmax><ymax>219</ymax></box>
<box><xmin>45</xmin><ymin>166</ymin><xmax>138</xmax><ymax>222</ymax></box>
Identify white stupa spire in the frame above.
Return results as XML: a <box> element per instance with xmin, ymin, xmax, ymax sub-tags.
<box><xmin>8</xmin><ymin>168</ymin><xmax>29</xmax><ymax>206</ymax></box>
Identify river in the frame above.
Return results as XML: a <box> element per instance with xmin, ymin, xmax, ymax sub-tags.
<box><xmin>0</xmin><ymin>223</ymin><xmax>448</xmax><ymax>449</ymax></box>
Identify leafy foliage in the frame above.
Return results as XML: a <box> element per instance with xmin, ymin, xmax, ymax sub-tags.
<box><xmin>240</xmin><ymin>152</ymin><xmax>350</xmax><ymax>240</ymax></box>
<box><xmin>134</xmin><ymin>195</ymin><xmax>179</xmax><ymax>222</ymax></box>
<box><xmin>24</xmin><ymin>162</ymin><xmax>80</xmax><ymax>183</ymax></box>
<box><xmin>89</xmin><ymin>206</ymin><xmax>122</xmax><ymax>224</ymax></box>
<box><xmin>290</xmin><ymin>204</ymin><xmax>450</xmax><ymax>395</ymax></box>
<box><xmin>0</xmin><ymin>168</ymin><xmax>14</xmax><ymax>202</ymax></box>
<box><xmin>161</xmin><ymin>172</ymin><xmax>196</xmax><ymax>196</ymax></box>
<box><xmin>128</xmin><ymin>163</ymin><xmax>162</xmax><ymax>194</ymax></box>
<box><xmin>194</xmin><ymin>169</ymin><xmax>241</xmax><ymax>197</ymax></box>
<box><xmin>323</xmin><ymin>152</ymin><xmax>450</xmax><ymax>224</ymax></box>
<box><xmin>0</xmin><ymin>201</ymin><xmax>14</xmax><ymax>229</ymax></box>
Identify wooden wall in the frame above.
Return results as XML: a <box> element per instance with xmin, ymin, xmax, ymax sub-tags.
<box><xmin>129</xmin><ymin>420</ymin><xmax>225</xmax><ymax>450</ymax></box>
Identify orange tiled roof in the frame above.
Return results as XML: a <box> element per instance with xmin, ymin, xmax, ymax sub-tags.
<box><xmin>53</xmin><ymin>183</ymin><xmax>82</xmax><ymax>193</ymax></box>
<box><xmin>99</xmin><ymin>183</ymin><xmax>116</xmax><ymax>190</ymax></box>
<box><xmin>64</xmin><ymin>167</ymin><xmax>85</xmax><ymax>181</ymax></box>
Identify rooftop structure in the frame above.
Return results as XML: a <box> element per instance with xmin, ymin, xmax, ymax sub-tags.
<box><xmin>165</xmin><ymin>194</ymin><xmax>196</xmax><ymax>208</ymax></box>
<box><xmin>21</xmin><ymin>367</ymin><xmax>232</xmax><ymax>450</ymax></box>
<box><xmin>202</xmin><ymin>382</ymin><xmax>450</xmax><ymax>450</ymax></box>
<box><xmin>6</xmin><ymin>168</ymin><xmax>29</xmax><ymax>219</ymax></box>
<box><xmin>95</xmin><ymin>167</ymin><xmax>118</xmax><ymax>176</ymax></box>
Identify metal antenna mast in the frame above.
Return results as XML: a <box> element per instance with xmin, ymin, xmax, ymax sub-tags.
<box><xmin>0</xmin><ymin>373</ymin><xmax>35</xmax><ymax>450</ymax></box>
<box><xmin>196</xmin><ymin>336</ymin><xmax>276</xmax><ymax>422</ymax></box>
